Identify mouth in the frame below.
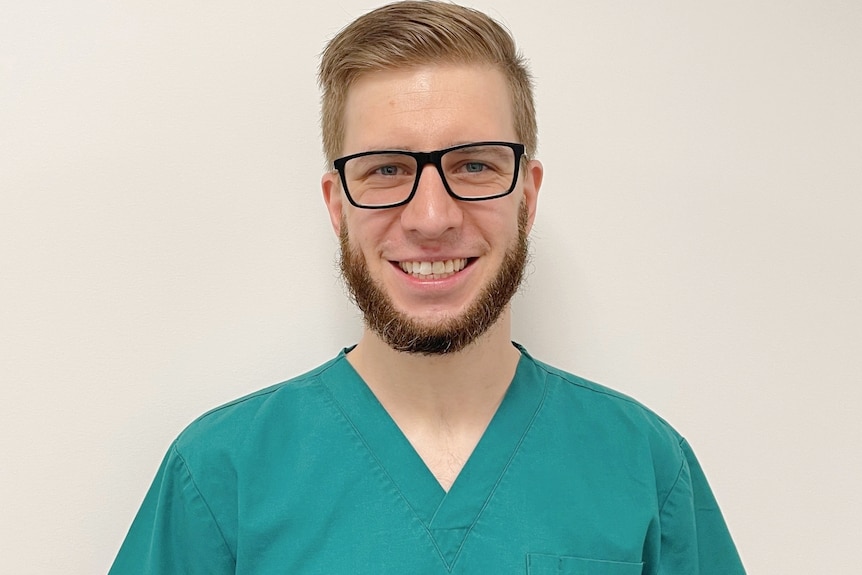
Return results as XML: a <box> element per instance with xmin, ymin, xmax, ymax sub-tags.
<box><xmin>397</xmin><ymin>258</ymin><xmax>470</xmax><ymax>280</ymax></box>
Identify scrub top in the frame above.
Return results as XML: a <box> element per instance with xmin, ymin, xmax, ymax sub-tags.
<box><xmin>110</xmin><ymin>345</ymin><xmax>745</xmax><ymax>574</ymax></box>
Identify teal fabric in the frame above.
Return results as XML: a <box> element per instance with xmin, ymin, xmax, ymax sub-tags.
<box><xmin>110</xmin><ymin>346</ymin><xmax>745</xmax><ymax>574</ymax></box>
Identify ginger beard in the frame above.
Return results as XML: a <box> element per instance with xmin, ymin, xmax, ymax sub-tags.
<box><xmin>339</xmin><ymin>201</ymin><xmax>530</xmax><ymax>355</ymax></box>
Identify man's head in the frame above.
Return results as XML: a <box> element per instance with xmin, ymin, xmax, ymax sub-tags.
<box><xmin>320</xmin><ymin>1</ymin><xmax>543</xmax><ymax>355</ymax></box>
<box><xmin>318</xmin><ymin>0</ymin><xmax>537</xmax><ymax>164</ymax></box>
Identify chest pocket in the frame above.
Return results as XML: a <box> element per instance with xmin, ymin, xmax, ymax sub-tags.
<box><xmin>526</xmin><ymin>553</ymin><xmax>643</xmax><ymax>575</ymax></box>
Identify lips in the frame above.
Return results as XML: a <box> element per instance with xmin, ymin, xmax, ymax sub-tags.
<box><xmin>398</xmin><ymin>258</ymin><xmax>468</xmax><ymax>279</ymax></box>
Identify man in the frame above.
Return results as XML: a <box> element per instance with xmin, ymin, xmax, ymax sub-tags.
<box><xmin>110</xmin><ymin>2</ymin><xmax>745</xmax><ymax>573</ymax></box>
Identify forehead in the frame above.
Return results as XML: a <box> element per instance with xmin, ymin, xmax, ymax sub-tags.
<box><xmin>341</xmin><ymin>64</ymin><xmax>515</xmax><ymax>154</ymax></box>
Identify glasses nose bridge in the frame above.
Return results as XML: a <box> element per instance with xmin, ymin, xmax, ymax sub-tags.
<box><xmin>412</xmin><ymin>149</ymin><xmax>450</xmax><ymax>192</ymax></box>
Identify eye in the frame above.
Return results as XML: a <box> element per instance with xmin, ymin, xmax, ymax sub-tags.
<box><xmin>463</xmin><ymin>162</ymin><xmax>486</xmax><ymax>173</ymax></box>
<box><xmin>376</xmin><ymin>165</ymin><xmax>400</xmax><ymax>176</ymax></box>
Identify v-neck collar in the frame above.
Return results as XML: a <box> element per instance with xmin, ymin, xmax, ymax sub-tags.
<box><xmin>319</xmin><ymin>343</ymin><xmax>548</xmax><ymax>571</ymax></box>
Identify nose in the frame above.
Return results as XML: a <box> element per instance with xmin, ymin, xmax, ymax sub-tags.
<box><xmin>399</xmin><ymin>163</ymin><xmax>463</xmax><ymax>238</ymax></box>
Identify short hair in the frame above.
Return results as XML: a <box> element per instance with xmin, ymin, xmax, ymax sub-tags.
<box><xmin>318</xmin><ymin>0</ymin><xmax>537</xmax><ymax>165</ymax></box>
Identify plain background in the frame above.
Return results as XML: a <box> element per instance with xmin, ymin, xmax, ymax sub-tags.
<box><xmin>1</xmin><ymin>1</ymin><xmax>860</xmax><ymax>573</ymax></box>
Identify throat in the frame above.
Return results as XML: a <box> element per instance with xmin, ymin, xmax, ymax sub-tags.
<box><xmin>345</xmin><ymin>334</ymin><xmax>522</xmax><ymax>491</ymax></box>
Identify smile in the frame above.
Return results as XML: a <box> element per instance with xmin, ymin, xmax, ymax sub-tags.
<box><xmin>398</xmin><ymin>258</ymin><xmax>469</xmax><ymax>279</ymax></box>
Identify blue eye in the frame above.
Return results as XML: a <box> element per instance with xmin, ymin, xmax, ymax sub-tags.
<box><xmin>464</xmin><ymin>162</ymin><xmax>486</xmax><ymax>173</ymax></box>
<box><xmin>377</xmin><ymin>165</ymin><xmax>399</xmax><ymax>176</ymax></box>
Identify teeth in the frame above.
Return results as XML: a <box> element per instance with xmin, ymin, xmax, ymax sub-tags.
<box><xmin>399</xmin><ymin>258</ymin><xmax>468</xmax><ymax>278</ymax></box>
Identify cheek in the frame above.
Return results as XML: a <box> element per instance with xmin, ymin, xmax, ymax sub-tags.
<box><xmin>342</xmin><ymin>213</ymin><xmax>392</xmax><ymax>254</ymax></box>
<box><xmin>481</xmin><ymin>207</ymin><xmax>522</xmax><ymax>241</ymax></box>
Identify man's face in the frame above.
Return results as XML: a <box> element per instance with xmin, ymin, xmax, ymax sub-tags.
<box><xmin>322</xmin><ymin>64</ymin><xmax>542</xmax><ymax>354</ymax></box>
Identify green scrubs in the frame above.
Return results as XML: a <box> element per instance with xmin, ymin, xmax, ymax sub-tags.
<box><xmin>110</xmin><ymin>345</ymin><xmax>744</xmax><ymax>574</ymax></box>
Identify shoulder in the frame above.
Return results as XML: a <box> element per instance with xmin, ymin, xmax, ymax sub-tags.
<box><xmin>520</xmin><ymin>348</ymin><xmax>687</xmax><ymax>482</ymax></box>
<box><xmin>527</xmin><ymin>351</ymin><xmax>678</xmax><ymax>431</ymax></box>
<box><xmin>173</xmin><ymin>353</ymin><xmax>345</xmax><ymax>458</ymax></box>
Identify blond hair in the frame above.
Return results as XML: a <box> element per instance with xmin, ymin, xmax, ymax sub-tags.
<box><xmin>318</xmin><ymin>0</ymin><xmax>537</xmax><ymax>164</ymax></box>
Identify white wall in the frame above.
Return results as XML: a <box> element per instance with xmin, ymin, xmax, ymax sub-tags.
<box><xmin>1</xmin><ymin>1</ymin><xmax>859</xmax><ymax>573</ymax></box>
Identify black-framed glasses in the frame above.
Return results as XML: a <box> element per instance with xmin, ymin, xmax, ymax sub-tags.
<box><xmin>333</xmin><ymin>141</ymin><xmax>526</xmax><ymax>209</ymax></box>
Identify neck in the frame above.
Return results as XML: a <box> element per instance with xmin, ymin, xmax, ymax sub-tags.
<box><xmin>346</xmin><ymin>308</ymin><xmax>521</xmax><ymax>422</ymax></box>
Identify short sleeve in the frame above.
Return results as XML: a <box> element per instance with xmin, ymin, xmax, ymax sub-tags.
<box><xmin>108</xmin><ymin>443</ymin><xmax>235</xmax><ymax>575</ymax></box>
<box><xmin>657</xmin><ymin>439</ymin><xmax>745</xmax><ymax>575</ymax></box>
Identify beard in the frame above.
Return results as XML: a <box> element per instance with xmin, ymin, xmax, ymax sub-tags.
<box><xmin>339</xmin><ymin>201</ymin><xmax>530</xmax><ymax>355</ymax></box>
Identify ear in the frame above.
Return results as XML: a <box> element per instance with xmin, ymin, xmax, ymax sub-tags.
<box><xmin>321</xmin><ymin>171</ymin><xmax>344</xmax><ymax>237</ymax></box>
<box><xmin>521</xmin><ymin>159</ymin><xmax>543</xmax><ymax>234</ymax></box>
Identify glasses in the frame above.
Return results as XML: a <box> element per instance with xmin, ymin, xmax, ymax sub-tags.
<box><xmin>333</xmin><ymin>141</ymin><xmax>526</xmax><ymax>209</ymax></box>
